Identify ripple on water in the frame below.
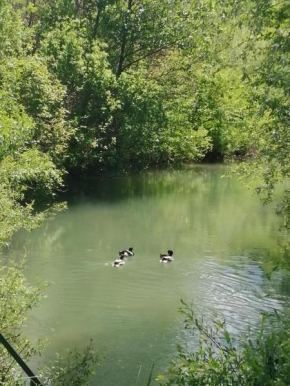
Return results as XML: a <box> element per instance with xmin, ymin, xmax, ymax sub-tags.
<box><xmin>188</xmin><ymin>256</ymin><xmax>285</xmax><ymax>335</ymax></box>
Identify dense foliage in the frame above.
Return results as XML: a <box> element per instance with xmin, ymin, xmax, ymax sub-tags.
<box><xmin>0</xmin><ymin>0</ymin><xmax>254</xmax><ymax>175</ymax></box>
<box><xmin>233</xmin><ymin>0</ymin><xmax>290</xmax><ymax>235</ymax></box>
<box><xmin>0</xmin><ymin>0</ymin><xmax>288</xmax><ymax>175</ymax></box>
<box><xmin>157</xmin><ymin>301</ymin><xmax>290</xmax><ymax>386</ymax></box>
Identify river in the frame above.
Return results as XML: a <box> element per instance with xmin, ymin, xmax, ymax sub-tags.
<box><xmin>7</xmin><ymin>164</ymin><xmax>289</xmax><ymax>385</ymax></box>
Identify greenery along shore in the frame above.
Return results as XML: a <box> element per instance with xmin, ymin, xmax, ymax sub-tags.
<box><xmin>1</xmin><ymin>0</ymin><xmax>290</xmax><ymax>241</ymax></box>
<box><xmin>1</xmin><ymin>0</ymin><xmax>290</xmax><ymax>384</ymax></box>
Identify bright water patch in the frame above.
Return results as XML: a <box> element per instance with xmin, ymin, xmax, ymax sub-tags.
<box><xmin>7</xmin><ymin>165</ymin><xmax>288</xmax><ymax>385</ymax></box>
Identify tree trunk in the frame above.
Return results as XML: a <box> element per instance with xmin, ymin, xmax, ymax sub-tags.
<box><xmin>116</xmin><ymin>0</ymin><xmax>133</xmax><ymax>78</ymax></box>
<box><xmin>75</xmin><ymin>0</ymin><xmax>82</xmax><ymax>16</ymax></box>
<box><xmin>93</xmin><ymin>6</ymin><xmax>102</xmax><ymax>38</ymax></box>
<box><xmin>27</xmin><ymin>0</ymin><xmax>36</xmax><ymax>28</ymax></box>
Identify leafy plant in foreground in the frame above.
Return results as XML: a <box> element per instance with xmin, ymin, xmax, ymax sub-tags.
<box><xmin>0</xmin><ymin>262</ymin><xmax>99</xmax><ymax>385</ymax></box>
<box><xmin>157</xmin><ymin>300</ymin><xmax>290</xmax><ymax>386</ymax></box>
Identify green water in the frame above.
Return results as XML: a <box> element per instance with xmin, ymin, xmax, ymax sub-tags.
<box><xmin>8</xmin><ymin>165</ymin><xmax>288</xmax><ymax>385</ymax></box>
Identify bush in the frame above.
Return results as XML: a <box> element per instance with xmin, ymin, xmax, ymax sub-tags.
<box><xmin>157</xmin><ymin>300</ymin><xmax>290</xmax><ymax>386</ymax></box>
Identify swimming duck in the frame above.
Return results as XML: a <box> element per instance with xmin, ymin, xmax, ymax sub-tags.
<box><xmin>113</xmin><ymin>253</ymin><xmax>126</xmax><ymax>267</ymax></box>
<box><xmin>120</xmin><ymin>247</ymin><xmax>134</xmax><ymax>257</ymax></box>
<box><xmin>160</xmin><ymin>250</ymin><xmax>174</xmax><ymax>263</ymax></box>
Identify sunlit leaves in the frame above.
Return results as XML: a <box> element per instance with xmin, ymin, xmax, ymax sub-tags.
<box><xmin>0</xmin><ymin>57</ymin><xmax>71</xmax><ymax>163</ymax></box>
<box><xmin>230</xmin><ymin>0</ymin><xmax>290</xmax><ymax>244</ymax></box>
<box><xmin>158</xmin><ymin>301</ymin><xmax>290</xmax><ymax>385</ymax></box>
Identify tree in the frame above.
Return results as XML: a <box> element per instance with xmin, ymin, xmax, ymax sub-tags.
<box><xmin>229</xmin><ymin>1</ymin><xmax>290</xmax><ymax>238</ymax></box>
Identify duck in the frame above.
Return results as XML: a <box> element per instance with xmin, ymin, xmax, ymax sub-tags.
<box><xmin>120</xmin><ymin>247</ymin><xmax>134</xmax><ymax>257</ymax></box>
<box><xmin>160</xmin><ymin>250</ymin><xmax>174</xmax><ymax>263</ymax></box>
<box><xmin>113</xmin><ymin>253</ymin><xmax>126</xmax><ymax>267</ymax></box>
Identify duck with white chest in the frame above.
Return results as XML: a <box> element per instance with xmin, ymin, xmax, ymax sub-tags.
<box><xmin>160</xmin><ymin>250</ymin><xmax>174</xmax><ymax>263</ymax></box>
<box><xmin>113</xmin><ymin>253</ymin><xmax>126</xmax><ymax>267</ymax></box>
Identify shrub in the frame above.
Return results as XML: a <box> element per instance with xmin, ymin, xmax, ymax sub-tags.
<box><xmin>157</xmin><ymin>300</ymin><xmax>290</xmax><ymax>386</ymax></box>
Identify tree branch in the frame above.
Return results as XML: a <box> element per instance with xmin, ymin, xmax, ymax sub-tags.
<box><xmin>121</xmin><ymin>45</ymin><xmax>169</xmax><ymax>72</ymax></box>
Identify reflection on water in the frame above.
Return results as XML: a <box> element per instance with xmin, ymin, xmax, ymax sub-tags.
<box><xmin>6</xmin><ymin>165</ymin><xmax>289</xmax><ymax>385</ymax></box>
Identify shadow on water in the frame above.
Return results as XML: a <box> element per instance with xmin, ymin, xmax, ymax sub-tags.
<box><xmin>64</xmin><ymin>164</ymin><xmax>224</xmax><ymax>205</ymax></box>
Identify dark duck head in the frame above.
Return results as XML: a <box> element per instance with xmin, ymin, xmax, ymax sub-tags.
<box><xmin>121</xmin><ymin>247</ymin><xmax>134</xmax><ymax>256</ymax></box>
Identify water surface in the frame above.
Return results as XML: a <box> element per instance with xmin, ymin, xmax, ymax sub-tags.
<box><xmin>8</xmin><ymin>165</ymin><xmax>288</xmax><ymax>385</ymax></box>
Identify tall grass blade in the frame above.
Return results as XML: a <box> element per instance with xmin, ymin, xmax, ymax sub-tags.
<box><xmin>135</xmin><ymin>363</ymin><xmax>142</xmax><ymax>385</ymax></box>
<box><xmin>146</xmin><ymin>363</ymin><xmax>155</xmax><ymax>386</ymax></box>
